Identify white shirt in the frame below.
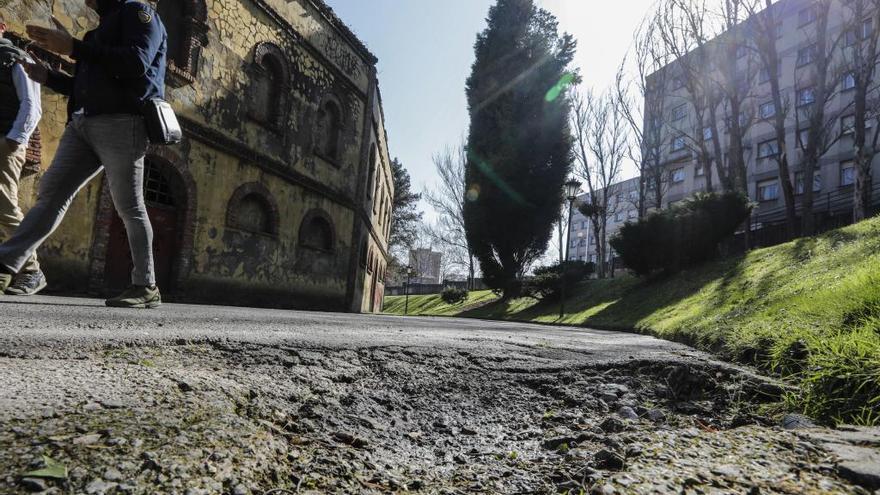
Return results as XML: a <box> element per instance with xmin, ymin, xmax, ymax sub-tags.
<box><xmin>7</xmin><ymin>63</ymin><xmax>42</xmax><ymax>145</ymax></box>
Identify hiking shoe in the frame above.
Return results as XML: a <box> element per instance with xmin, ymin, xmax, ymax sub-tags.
<box><xmin>0</xmin><ymin>272</ymin><xmax>11</xmax><ymax>293</ymax></box>
<box><xmin>105</xmin><ymin>285</ymin><xmax>162</xmax><ymax>309</ymax></box>
<box><xmin>5</xmin><ymin>270</ymin><xmax>47</xmax><ymax>296</ymax></box>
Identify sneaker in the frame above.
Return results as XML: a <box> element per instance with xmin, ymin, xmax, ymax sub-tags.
<box><xmin>105</xmin><ymin>285</ymin><xmax>162</xmax><ymax>309</ymax></box>
<box><xmin>5</xmin><ymin>270</ymin><xmax>48</xmax><ymax>296</ymax></box>
<box><xmin>0</xmin><ymin>272</ymin><xmax>11</xmax><ymax>293</ymax></box>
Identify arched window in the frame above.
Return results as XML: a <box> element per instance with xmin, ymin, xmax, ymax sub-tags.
<box><xmin>315</xmin><ymin>98</ymin><xmax>343</xmax><ymax>162</ymax></box>
<box><xmin>144</xmin><ymin>158</ymin><xmax>176</xmax><ymax>207</ymax></box>
<box><xmin>360</xmin><ymin>238</ymin><xmax>368</xmax><ymax>267</ymax></box>
<box><xmin>237</xmin><ymin>195</ymin><xmax>272</xmax><ymax>234</ymax></box>
<box><xmin>298</xmin><ymin>209</ymin><xmax>335</xmax><ymax>252</ymax></box>
<box><xmin>226</xmin><ymin>183</ymin><xmax>279</xmax><ymax>236</ymax></box>
<box><xmin>157</xmin><ymin>0</ymin><xmax>209</xmax><ymax>87</ymax></box>
<box><xmin>248</xmin><ymin>43</ymin><xmax>290</xmax><ymax>130</ymax></box>
<box><xmin>367</xmin><ymin>145</ymin><xmax>377</xmax><ymax>199</ymax></box>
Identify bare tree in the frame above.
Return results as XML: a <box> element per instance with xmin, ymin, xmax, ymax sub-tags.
<box><xmin>655</xmin><ymin>0</ymin><xmax>724</xmax><ymax>191</ymax></box>
<box><xmin>840</xmin><ymin>0</ymin><xmax>880</xmax><ymax>221</ymax></box>
<box><xmin>748</xmin><ymin>0</ymin><xmax>798</xmax><ymax>236</ymax></box>
<box><xmin>617</xmin><ymin>15</ymin><xmax>671</xmax><ymax>216</ymax></box>
<box><xmin>796</xmin><ymin>0</ymin><xmax>848</xmax><ymax>235</ymax></box>
<box><xmin>423</xmin><ymin>141</ymin><xmax>477</xmax><ymax>288</ymax></box>
<box><xmin>572</xmin><ymin>89</ymin><xmax>628</xmax><ymax>279</ymax></box>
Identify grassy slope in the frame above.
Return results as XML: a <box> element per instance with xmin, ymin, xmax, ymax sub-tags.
<box><xmin>381</xmin><ymin>290</ymin><xmax>498</xmax><ymax>317</ymax></box>
<box><xmin>383</xmin><ymin>217</ymin><xmax>880</xmax><ymax>424</ymax></box>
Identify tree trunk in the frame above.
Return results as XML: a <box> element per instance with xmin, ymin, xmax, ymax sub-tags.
<box><xmin>855</xmin><ymin>158</ymin><xmax>872</xmax><ymax>221</ymax></box>
<box><xmin>592</xmin><ymin>222</ymin><xmax>605</xmax><ymax>279</ymax></box>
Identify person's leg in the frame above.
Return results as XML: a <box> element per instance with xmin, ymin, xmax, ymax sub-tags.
<box><xmin>84</xmin><ymin>114</ymin><xmax>159</xmax><ymax>308</ymax></box>
<box><xmin>0</xmin><ymin>139</ymin><xmax>47</xmax><ymax>295</ymax></box>
<box><xmin>86</xmin><ymin>114</ymin><xmax>154</xmax><ymax>287</ymax></box>
<box><xmin>0</xmin><ymin>118</ymin><xmax>101</xmax><ymax>292</ymax></box>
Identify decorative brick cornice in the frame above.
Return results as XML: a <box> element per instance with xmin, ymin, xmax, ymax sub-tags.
<box><xmin>247</xmin><ymin>0</ymin><xmax>368</xmax><ymax>99</ymax></box>
<box><xmin>179</xmin><ymin>115</ymin><xmax>356</xmax><ymax>209</ymax></box>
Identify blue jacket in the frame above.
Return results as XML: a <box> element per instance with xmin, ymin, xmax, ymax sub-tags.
<box><xmin>46</xmin><ymin>0</ymin><xmax>167</xmax><ymax>121</ymax></box>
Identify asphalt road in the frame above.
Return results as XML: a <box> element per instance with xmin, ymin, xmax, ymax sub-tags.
<box><xmin>1</xmin><ymin>295</ymin><xmax>876</xmax><ymax>494</ymax></box>
<box><xmin>0</xmin><ymin>294</ymin><xmax>703</xmax><ymax>363</ymax></box>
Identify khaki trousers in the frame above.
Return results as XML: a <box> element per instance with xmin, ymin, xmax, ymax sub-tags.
<box><xmin>0</xmin><ymin>138</ymin><xmax>39</xmax><ymax>274</ymax></box>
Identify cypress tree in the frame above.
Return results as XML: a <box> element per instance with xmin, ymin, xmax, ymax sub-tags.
<box><xmin>464</xmin><ymin>0</ymin><xmax>576</xmax><ymax>298</ymax></box>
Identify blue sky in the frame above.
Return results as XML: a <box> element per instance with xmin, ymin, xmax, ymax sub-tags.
<box><xmin>327</xmin><ymin>0</ymin><xmax>658</xmax><ymax>219</ymax></box>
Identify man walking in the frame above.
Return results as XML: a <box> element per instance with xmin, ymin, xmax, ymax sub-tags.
<box><xmin>0</xmin><ymin>0</ymin><xmax>167</xmax><ymax>308</ymax></box>
<box><xmin>0</xmin><ymin>18</ymin><xmax>46</xmax><ymax>296</ymax></box>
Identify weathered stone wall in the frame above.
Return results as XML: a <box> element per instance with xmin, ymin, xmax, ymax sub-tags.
<box><xmin>1</xmin><ymin>0</ymin><xmax>392</xmax><ymax>312</ymax></box>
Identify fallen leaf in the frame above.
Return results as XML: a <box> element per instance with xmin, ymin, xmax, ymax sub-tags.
<box><xmin>23</xmin><ymin>456</ymin><xmax>68</xmax><ymax>480</ymax></box>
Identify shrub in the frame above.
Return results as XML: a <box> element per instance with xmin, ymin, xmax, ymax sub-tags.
<box><xmin>611</xmin><ymin>192</ymin><xmax>752</xmax><ymax>276</ymax></box>
<box><xmin>523</xmin><ymin>260</ymin><xmax>595</xmax><ymax>301</ymax></box>
<box><xmin>441</xmin><ymin>287</ymin><xmax>469</xmax><ymax>305</ymax></box>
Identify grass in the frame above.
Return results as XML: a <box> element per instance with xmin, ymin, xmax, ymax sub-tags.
<box><xmin>383</xmin><ymin>217</ymin><xmax>880</xmax><ymax>425</ymax></box>
<box><xmin>381</xmin><ymin>289</ymin><xmax>498</xmax><ymax>316</ymax></box>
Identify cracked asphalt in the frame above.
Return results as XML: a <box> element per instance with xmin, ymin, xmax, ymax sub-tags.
<box><xmin>0</xmin><ymin>296</ymin><xmax>878</xmax><ymax>494</ymax></box>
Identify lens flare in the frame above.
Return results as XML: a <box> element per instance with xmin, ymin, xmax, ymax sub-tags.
<box><xmin>545</xmin><ymin>72</ymin><xmax>576</xmax><ymax>102</ymax></box>
<box><xmin>466</xmin><ymin>185</ymin><xmax>480</xmax><ymax>202</ymax></box>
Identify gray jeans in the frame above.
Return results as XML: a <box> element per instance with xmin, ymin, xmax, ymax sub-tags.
<box><xmin>0</xmin><ymin>114</ymin><xmax>155</xmax><ymax>287</ymax></box>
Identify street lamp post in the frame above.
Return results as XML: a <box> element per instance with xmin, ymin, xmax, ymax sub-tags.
<box><xmin>560</xmin><ymin>178</ymin><xmax>582</xmax><ymax>320</ymax></box>
<box><xmin>404</xmin><ymin>265</ymin><xmax>415</xmax><ymax>315</ymax></box>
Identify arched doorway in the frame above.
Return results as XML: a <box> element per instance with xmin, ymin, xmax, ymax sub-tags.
<box><xmin>104</xmin><ymin>157</ymin><xmax>187</xmax><ymax>292</ymax></box>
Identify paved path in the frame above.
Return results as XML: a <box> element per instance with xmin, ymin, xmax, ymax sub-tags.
<box><xmin>0</xmin><ymin>295</ymin><xmax>699</xmax><ymax>361</ymax></box>
<box><xmin>0</xmin><ymin>296</ymin><xmax>876</xmax><ymax>494</ymax></box>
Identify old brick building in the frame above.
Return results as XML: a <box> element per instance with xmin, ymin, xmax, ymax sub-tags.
<box><xmin>3</xmin><ymin>0</ymin><xmax>393</xmax><ymax>312</ymax></box>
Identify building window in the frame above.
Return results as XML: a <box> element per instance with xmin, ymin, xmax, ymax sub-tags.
<box><xmin>758</xmin><ymin>139</ymin><xmax>779</xmax><ymax>159</ymax></box>
<box><xmin>360</xmin><ymin>238</ymin><xmax>368</xmax><ymax>267</ymax></box>
<box><xmin>843</xmin><ymin>72</ymin><xmax>857</xmax><ymax>91</ymax></box>
<box><xmin>798</xmin><ymin>5</ymin><xmax>817</xmax><ymax>27</ymax></box>
<box><xmin>797</xmin><ymin>87</ymin><xmax>816</xmax><ymax>107</ymax></box>
<box><xmin>695</xmin><ymin>164</ymin><xmax>705</xmax><ymax>177</ymax></box>
<box><xmin>299</xmin><ymin>209</ymin><xmax>336</xmax><ymax>252</ymax></box>
<box><xmin>757</xmin><ymin>179</ymin><xmax>780</xmax><ymax>201</ymax></box>
<box><xmin>671</xmin><ymin>76</ymin><xmax>685</xmax><ymax>91</ymax></box>
<box><xmin>672</xmin><ymin>104</ymin><xmax>687</xmax><ymax>121</ymax></box>
<box><xmin>795</xmin><ymin>171</ymin><xmax>822</xmax><ymax>194</ymax></box>
<box><xmin>226</xmin><ymin>183</ymin><xmax>280</xmax><ymax>236</ymax></box>
<box><xmin>315</xmin><ymin>98</ymin><xmax>343</xmax><ymax>163</ymax></box>
<box><xmin>842</xmin><ymin>115</ymin><xmax>873</xmax><ymax>135</ymax></box>
<box><xmin>615</xmin><ymin>211</ymin><xmax>624</xmax><ymax>222</ymax></box>
<box><xmin>671</xmin><ymin>167</ymin><xmax>685</xmax><ymax>183</ymax></box>
<box><xmin>703</xmin><ymin>126</ymin><xmax>713</xmax><ymax>141</ymax></box>
<box><xmin>237</xmin><ymin>195</ymin><xmax>272</xmax><ymax>234</ymax></box>
<box><xmin>157</xmin><ymin>0</ymin><xmax>209</xmax><ymax>87</ymax></box>
<box><xmin>846</xmin><ymin>18</ymin><xmax>873</xmax><ymax>46</ymax></box>
<box><xmin>144</xmin><ymin>161</ymin><xmax>175</xmax><ymax>207</ymax></box>
<box><xmin>798</xmin><ymin>128</ymin><xmax>810</xmax><ymax>147</ymax></box>
<box><xmin>797</xmin><ymin>45</ymin><xmax>816</xmax><ymax>67</ymax></box>
<box><xmin>759</xmin><ymin>101</ymin><xmax>776</xmax><ymax>119</ymax></box>
<box><xmin>843</xmin><ymin>115</ymin><xmax>856</xmax><ymax>135</ymax></box>
<box><xmin>758</xmin><ymin>61</ymin><xmax>782</xmax><ymax>84</ymax></box>
<box><xmin>840</xmin><ymin>161</ymin><xmax>856</xmax><ymax>186</ymax></box>
<box><xmin>248</xmin><ymin>43</ymin><xmax>290</xmax><ymax>131</ymax></box>
<box><xmin>671</xmin><ymin>135</ymin><xmax>686</xmax><ymax>152</ymax></box>
<box><xmin>367</xmin><ymin>145</ymin><xmax>378</xmax><ymax>200</ymax></box>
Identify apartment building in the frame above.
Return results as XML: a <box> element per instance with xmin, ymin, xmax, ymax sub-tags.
<box><xmin>646</xmin><ymin>0</ymin><xmax>880</xmax><ymax>234</ymax></box>
<box><xmin>566</xmin><ymin>177</ymin><xmax>641</xmax><ymax>266</ymax></box>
